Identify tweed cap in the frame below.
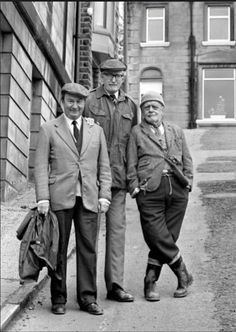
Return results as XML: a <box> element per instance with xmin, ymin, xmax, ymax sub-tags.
<box><xmin>100</xmin><ymin>58</ymin><xmax>127</xmax><ymax>72</ymax></box>
<box><xmin>61</xmin><ymin>83</ymin><xmax>89</xmax><ymax>98</ymax></box>
<box><xmin>140</xmin><ymin>91</ymin><xmax>165</xmax><ymax>108</ymax></box>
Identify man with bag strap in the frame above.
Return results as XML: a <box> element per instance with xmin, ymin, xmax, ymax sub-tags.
<box><xmin>127</xmin><ymin>91</ymin><xmax>193</xmax><ymax>301</ymax></box>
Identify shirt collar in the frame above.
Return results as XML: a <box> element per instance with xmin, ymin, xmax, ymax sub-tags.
<box><xmin>64</xmin><ymin>114</ymin><xmax>82</xmax><ymax>129</ymax></box>
<box><xmin>103</xmin><ymin>87</ymin><xmax>119</xmax><ymax>99</ymax></box>
<box><xmin>144</xmin><ymin>119</ymin><xmax>164</xmax><ymax>134</ymax></box>
<box><xmin>158</xmin><ymin>123</ymin><xmax>164</xmax><ymax>134</ymax></box>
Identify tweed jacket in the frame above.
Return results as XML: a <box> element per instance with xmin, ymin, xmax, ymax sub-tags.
<box><xmin>34</xmin><ymin>114</ymin><xmax>112</xmax><ymax>212</ymax></box>
<box><xmin>84</xmin><ymin>85</ymin><xmax>138</xmax><ymax>189</ymax></box>
<box><xmin>127</xmin><ymin>120</ymin><xmax>193</xmax><ymax>194</ymax></box>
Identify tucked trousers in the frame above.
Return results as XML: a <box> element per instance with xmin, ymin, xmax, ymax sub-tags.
<box><xmin>136</xmin><ymin>175</ymin><xmax>189</xmax><ymax>265</ymax></box>
<box><xmin>51</xmin><ymin>197</ymin><xmax>99</xmax><ymax>308</ymax></box>
<box><xmin>105</xmin><ymin>188</ymin><xmax>127</xmax><ymax>291</ymax></box>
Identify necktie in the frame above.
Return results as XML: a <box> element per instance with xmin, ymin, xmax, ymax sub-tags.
<box><xmin>110</xmin><ymin>94</ymin><xmax>116</xmax><ymax>102</ymax></box>
<box><xmin>72</xmin><ymin>120</ymin><xmax>79</xmax><ymax>141</ymax></box>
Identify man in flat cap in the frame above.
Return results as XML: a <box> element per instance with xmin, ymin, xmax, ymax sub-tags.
<box><xmin>127</xmin><ymin>91</ymin><xmax>193</xmax><ymax>301</ymax></box>
<box><xmin>84</xmin><ymin>58</ymin><xmax>138</xmax><ymax>302</ymax></box>
<box><xmin>34</xmin><ymin>82</ymin><xmax>112</xmax><ymax>315</ymax></box>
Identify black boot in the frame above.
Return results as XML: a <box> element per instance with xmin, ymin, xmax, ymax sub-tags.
<box><xmin>169</xmin><ymin>256</ymin><xmax>193</xmax><ymax>298</ymax></box>
<box><xmin>144</xmin><ymin>264</ymin><xmax>162</xmax><ymax>301</ymax></box>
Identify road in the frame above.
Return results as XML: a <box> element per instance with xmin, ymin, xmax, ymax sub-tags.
<box><xmin>5</xmin><ymin>127</ymin><xmax>236</xmax><ymax>332</ymax></box>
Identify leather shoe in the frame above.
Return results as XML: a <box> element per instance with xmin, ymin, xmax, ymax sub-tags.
<box><xmin>81</xmin><ymin>302</ymin><xmax>104</xmax><ymax>315</ymax></box>
<box><xmin>51</xmin><ymin>304</ymin><xmax>65</xmax><ymax>315</ymax></box>
<box><xmin>107</xmin><ymin>288</ymin><xmax>134</xmax><ymax>302</ymax></box>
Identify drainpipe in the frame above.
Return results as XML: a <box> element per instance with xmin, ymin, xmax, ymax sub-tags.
<box><xmin>123</xmin><ymin>1</ymin><xmax>128</xmax><ymax>93</ymax></box>
<box><xmin>74</xmin><ymin>1</ymin><xmax>81</xmax><ymax>83</ymax></box>
<box><xmin>188</xmin><ymin>0</ymin><xmax>196</xmax><ymax>128</ymax></box>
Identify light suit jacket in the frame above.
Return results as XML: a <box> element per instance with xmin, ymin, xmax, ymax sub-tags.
<box><xmin>34</xmin><ymin>114</ymin><xmax>111</xmax><ymax>212</ymax></box>
<box><xmin>127</xmin><ymin>120</ymin><xmax>193</xmax><ymax>194</ymax></box>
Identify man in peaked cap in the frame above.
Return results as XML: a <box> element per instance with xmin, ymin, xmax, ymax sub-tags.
<box><xmin>127</xmin><ymin>91</ymin><xmax>193</xmax><ymax>302</ymax></box>
<box><xmin>99</xmin><ymin>58</ymin><xmax>127</xmax><ymax>71</ymax></box>
<box><xmin>34</xmin><ymin>82</ymin><xmax>112</xmax><ymax>315</ymax></box>
<box><xmin>61</xmin><ymin>82</ymin><xmax>89</xmax><ymax>98</ymax></box>
<box><xmin>84</xmin><ymin>58</ymin><xmax>138</xmax><ymax>302</ymax></box>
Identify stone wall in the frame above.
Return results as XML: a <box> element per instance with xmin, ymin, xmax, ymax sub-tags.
<box><xmin>1</xmin><ymin>33</ymin><xmax>32</xmax><ymax>199</ymax></box>
<box><xmin>0</xmin><ymin>2</ymin><xmax>62</xmax><ymax>201</ymax></box>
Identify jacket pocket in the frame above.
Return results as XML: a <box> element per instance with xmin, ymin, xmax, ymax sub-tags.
<box><xmin>137</xmin><ymin>158</ymin><xmax>150</xmax><ymax>171</ymax></box>
<box><xmin>121</xmin><ymin>113</ymin><xmax>133</xmax><ymax>138</ymax></box>
<box><xmin>89</xmin><ymin>106</ymin><xmax>107</xmax><ymax>127</ymax></box>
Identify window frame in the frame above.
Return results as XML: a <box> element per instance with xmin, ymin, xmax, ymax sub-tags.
<box><xmin>146</xmin><ymin>7</ymin><xmax>165</xmax><ymax>43</ymax></box>
<box><xmin>140</xmin><ymin>3</ymin><xmax>169</xmax><ymax>47</ymax></box>
<box><xmin>208</xmin><ymin>6</ymin><xmax>230</xmax><ymax>42</ymax></box>
<box><xmin>93</xmin><ymin>2</ymin><xmax>107</xmax><ymax>29</ymax></box>
<box><xmin>202</xmin><ymin>67</ymin><xmax>236</xmax><ymax>120</ymax></box>
<box><xmin>203</xmin><ymin>2</ymin><xmax>235</xmax><ymax>46</ymax></box>
<box><xmin>139</xmin><ymin>67</ymin><xmax>164</xmax><ymax>103</ymax></box>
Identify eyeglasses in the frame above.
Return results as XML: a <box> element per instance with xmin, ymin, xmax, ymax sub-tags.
<box><xmin>102</xmin><ymin>72</ymin><xmax>124</xmax><ymax>80</ymax></box>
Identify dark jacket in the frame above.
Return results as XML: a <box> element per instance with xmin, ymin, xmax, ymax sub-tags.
<box><xmin>84</xmin><ymin>85</ymin><xmax>138</xmax><ymax>189</ymax></box>
<box><xmin>127</xmin><ymin>120</ymin><xmax>193</xmax><ymax>194</ymax></box>
<box><xmin>17</xmin><ymin>208</ymin><xmax>59</xmax><ymax>283</ymax></box>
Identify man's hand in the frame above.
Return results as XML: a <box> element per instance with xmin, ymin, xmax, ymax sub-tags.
<box><xmin>98</xmin><ymin>198</ymin><xmax>110</xmax><ymax>213</ymax></box>
<box><xmin>37</xmin><ymin>200</ymin><xmax>49</xmax><ymax>215</ymax></box>
<box><xmin>131</xmin><ymin>187</ymin><xmax>140</xmax><ymax>198</ymax></box>
<box><xmin>186</xmin><ymin>184</ymin><xmax>192</xmax><ymax>192</ymax></box>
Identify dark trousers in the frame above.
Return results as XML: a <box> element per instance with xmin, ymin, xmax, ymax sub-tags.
<box><xmin>51</xmin><ymin>197</ymin><xmax>99</xmax><ymax>308</ymax></box>
<box><xmin>136</xmin><ymin>175</ymin><xmax>189</xmax><ymax>265</ymax></box>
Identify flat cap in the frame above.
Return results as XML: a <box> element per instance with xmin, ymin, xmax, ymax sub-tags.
<box><xmin>61</xmin><ymin>82</ymin><xmax>89</xmax><ymax>98</ymax></box>
<box><xmin>100</xmin><ymin>58</ymin><xmax>127</xmax><ymax>72</ymax></box>
<box><xmin>140</xmin><ymin>91</ymin><xmax>165</xmax><ymax>108</ymax></box>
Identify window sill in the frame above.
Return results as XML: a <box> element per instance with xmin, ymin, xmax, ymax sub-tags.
<box><xmin>140</xmin><ymin>41</ymin><xmax>170</xmax><ymax>48</ymax></box>
<box><xmin>202</xmin><ymin>41</ymin><xmax>236</xmax><ymax>46</ymax></box>
<box><xmin>196</xmin><ymin>118</ymin><xmax>236</xmax><ymax>127</ymax></box>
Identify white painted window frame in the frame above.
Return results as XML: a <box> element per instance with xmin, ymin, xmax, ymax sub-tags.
<box><xmin>202</xmin><ymin>5</ymin><xmax>235</xmax><ymax>45</ymax></box>
<box><xmin>202</xmin><ymin>68</ymin><xmax>236</xmax><ymax>120</ymax></box>
<box><xmin>146</xmin><ymin>7</ymin><xmax>165</xmax><ymax>43</ymax></box>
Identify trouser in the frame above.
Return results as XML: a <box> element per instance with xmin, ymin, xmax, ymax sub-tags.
<box><xmin>136</xmin><ymin>175</ymin><xmax>189</xmax><ymax>265</ymax></box>
<box><xmin>105</xmin><ymin>188</ymin><xmax>127</xmax><ymax>291</ymax></box>
<box><xmin>51</xmin><ymin>197</ymin><xmax>99</xmax><ymax>308</ymax></box>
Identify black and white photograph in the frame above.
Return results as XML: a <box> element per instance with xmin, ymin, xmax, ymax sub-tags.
<box><xmin>1</xmin><ymin>1</ymin><xmax>236</xmax><ymax>331</ymax></box>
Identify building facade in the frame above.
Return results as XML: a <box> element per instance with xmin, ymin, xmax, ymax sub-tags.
<box><xmin>126</xmin><ymin>1</ymin><xmax>236</xmax><ymax>128</ymax></box>
<box><xmin>0</xmin><ymin>1</ymin><xmax>121</xmax><ymax>201</ymax></box>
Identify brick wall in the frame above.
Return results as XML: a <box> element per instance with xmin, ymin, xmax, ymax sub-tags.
<box><xmin>127</xmin><ymin>2</ymin><xmax>192</xmax><ymax>128</ymax></box>
<box><xmin>78</xmin><ymin>2</ymin><xmax>93</xmax><ymax>89</ymax></box>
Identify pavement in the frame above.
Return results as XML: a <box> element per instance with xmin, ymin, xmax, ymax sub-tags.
<box><xmin>1</xmin><ymin>126</ymin><xmax>236</xmax><ymax>331</ymax></box>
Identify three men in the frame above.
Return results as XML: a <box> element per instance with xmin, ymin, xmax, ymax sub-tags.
<box><xmin>84</xmin><ymin>58</ymin><xmax>138</xmax><ymax>302</ymax></box>
<box><xmin>127</xmin><ymin>91</ymin><xmax>193</xmax><ymax>301</ymax></box>
<box><xmin>34</xmin><ymin>83</ymin><xmax>112</xmax><ymax>315</ymax></box>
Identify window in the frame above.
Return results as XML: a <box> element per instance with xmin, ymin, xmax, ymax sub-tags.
<box><xmin>208</xmin><ymin>6</ymin><xmax>230</xmax><ymax>42</ymax></box>
<box><xmin>140</xmin><ymin>68</ymin><xmax>163</xmax><ymax>101</ymax></box>
<box><xmin>140</xmin><ymin>5</ymin><xmax>169</xmax><ymax>47</ymax></box>
<box><xmin>146</xmin><ymin>8</ymin><xmax>165</xmax><ymax>42</ymax></box>
<box><xmin>203</xmin><ymin>68</ymin><xmax>236</xmax><ymax>119</ymax></box>
<box><xmin>203</xmin><ymin>4</ymin><xmax>235</xmax><ymax>45</ymax></box>
<box><xmin>94</xmin><ymin>2</ymin><xmax>107</xmax><ymax>29</ymax></box>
